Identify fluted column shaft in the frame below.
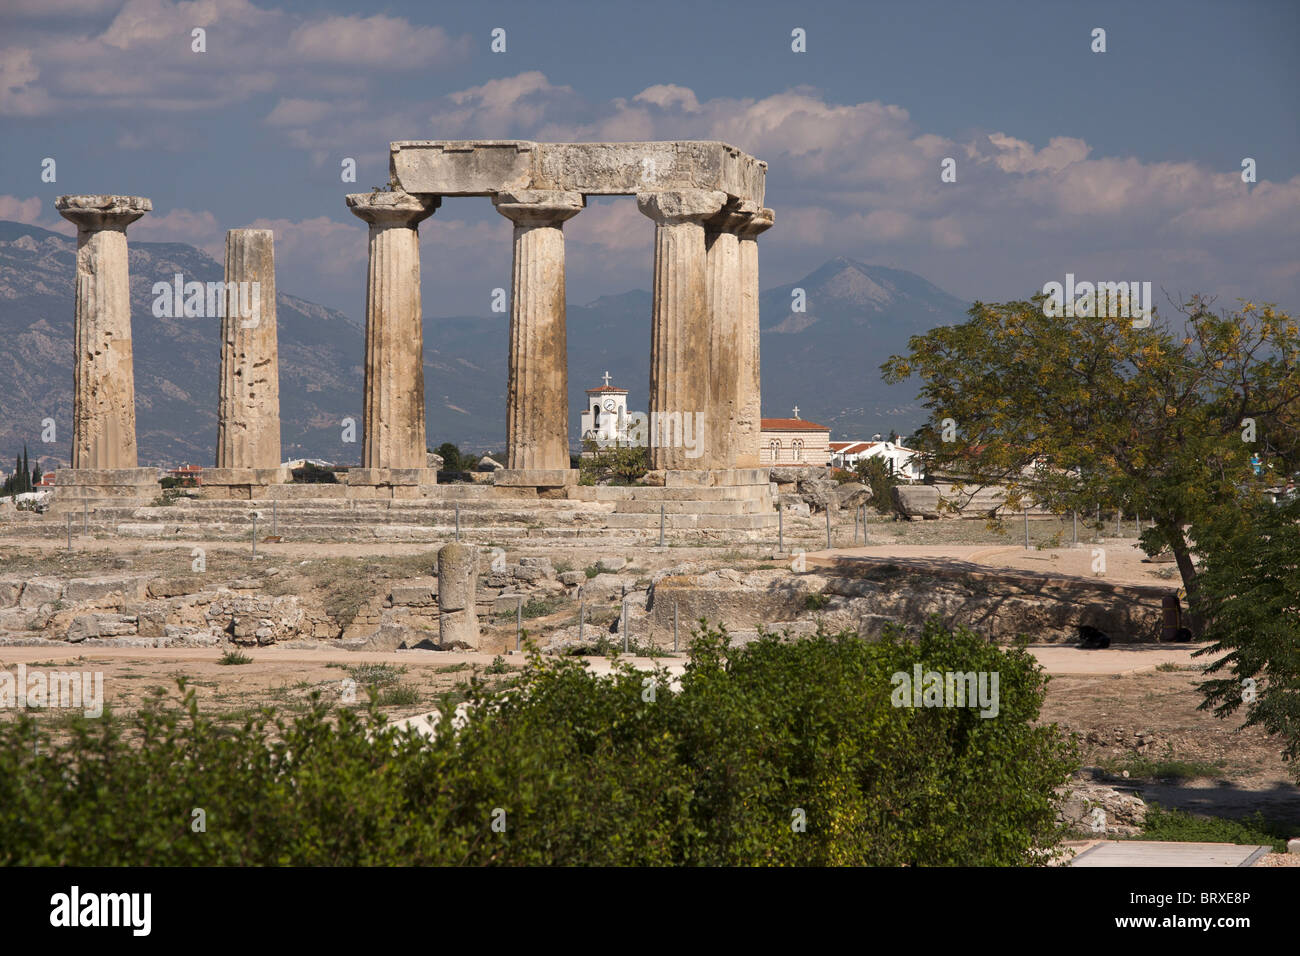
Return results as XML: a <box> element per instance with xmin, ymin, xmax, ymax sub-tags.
<box><xmin>347</xmin><ymin>192</ymin><xmax>439</xmax><ymax>470</ymax></box>
<box><xmin>56</xmin><ymin>195</ymin><xmax>151</xmax><ymax>470</ymax></box>
<box><xmin>494</xmin><ymin>190</ymin><xmax>584</xmax><ymax>471</ymax></box>
<box><xmin>704</xmin><ymin>204</ymin><xmax>754</xmax><ymax>470</ymax></box>
<box><xmin>216</xmin><ymin>229</ymin><xmax>280</xmax><ymax>469</ymax></box>
<box><xmin>637</xmin><ymin>190</ymin><xmax>727</xmax><ymax>470</ymax></box>
<box><xmin>736</xmin><ymin>208</ymin><xmax>774</xmax><ymax>469</ymax></box>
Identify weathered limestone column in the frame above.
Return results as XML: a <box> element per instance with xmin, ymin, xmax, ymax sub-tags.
<box><xmin>438</xmin><ymin>543</ymin><xmax>479</xmax><ymax>648</ymax></box>
<box><xmin>55</xmin><ymin>195</ymin><xmax>151</xmax><ymax>470</ymax></box>
<box><xmin>704</xmin><ymin>203</ymin><xmax>755</xmax><ymax>470</ymax></box>
<box><xmin>346</xmin><ymin>191</ymin><xmax>440</xmax><ymax>471</ymax></box>
<box><xmin>493</xmin><ymin>190</ymin><xmax>584</xmax><ymax>473</ymax></box>
<box><xmin>636</xmin><ymin>190</ymin><xmax>727</xmax><ymax>470</ymax></box>
<box><xmin>735</xmin><ymin>207</ymin><xmax>774</xmax><ymax>469</ymax></box>
<box><xmin>216</xmin><ymin>229</ymin><xmax>281</xmax><ymax>470</ymax></box>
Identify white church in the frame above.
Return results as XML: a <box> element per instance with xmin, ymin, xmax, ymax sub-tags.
<box><xmin>580</xmin><ymin>372</ymin><xmax>634</xmax><ymax>449</ymax></box>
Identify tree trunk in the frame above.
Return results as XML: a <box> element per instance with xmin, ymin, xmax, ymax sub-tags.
<box><xmin>1165</xmin><ymin>522</ymin><xmax>1204</xmax><ymax>638</ymax></box>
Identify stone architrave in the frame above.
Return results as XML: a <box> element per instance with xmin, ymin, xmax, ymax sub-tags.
<box><xmin>216</xmin><ymin>229</ymin><xmax>281</xmax><ymax>469</ymax></box>
<box><xmin>735</xmin><ymin>207</ymin><xmax>774</xmax><ymax>469</ymax></box>
<box><xmin>55</xmin><ymin>195</ymin><xmax>152</xmax><ymax>470</ymax></box>
<box><xmin>438</xmin><ymin>542</ymin><xmax>479</xmax><ymax>648</ymax></box>
<box><xmin>636</xmin><ymin>190</ymin><xmax>727</xmax><ymax>470</ymax></box>
<box><xmin>346</xmin><ymin>191</ymin><xmax>440</xmax><ymax>471</ymax></box>
<box><xmin>492</xmin><ymin>190</ymin><xmax>584</xmax><ymax>471</ymax></box>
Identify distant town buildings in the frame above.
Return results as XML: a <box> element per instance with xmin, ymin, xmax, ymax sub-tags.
<box><xmin>761</xmin><ymin>407</ymin><xmax>831</xmax><ymax>466</ymax></box>
<box><xmin>166</xmin><ymin>464</ymin><xmax>203</xmax><ymax>485</ymax></box>
<box><xmin>830</xmin><ymin>438</ymin><xmax>924</xmax><ymax>480</ymax></box>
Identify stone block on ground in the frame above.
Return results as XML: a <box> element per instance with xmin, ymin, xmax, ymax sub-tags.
<box><xmin>891</xmin><ymin>484</ymin><xmax>940</xmax><ymax>518</ymax></box>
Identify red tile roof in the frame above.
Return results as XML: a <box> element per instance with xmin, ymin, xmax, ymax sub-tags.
<box><xmin>585</xmin><ymin>385</ymin><xmax>628</xmax><ymax>393</ymax></box>
<box><xmin>762</xmin><ymin>418</ymin><xmax>830</xmax><ymax>431</ymax></box>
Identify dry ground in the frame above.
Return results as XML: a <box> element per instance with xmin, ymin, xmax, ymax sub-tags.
<box><xmin>4</xmin><ymin>513</ymin><xmax>1296</xmax><ymax>857</ymax></box>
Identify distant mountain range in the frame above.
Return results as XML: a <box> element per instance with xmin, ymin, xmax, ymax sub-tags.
<box><xmin>0</xmin><ymin>221</ymin><xmax>972</xmax><ymax>468</ymax></box>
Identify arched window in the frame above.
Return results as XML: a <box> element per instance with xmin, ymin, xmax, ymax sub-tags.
<box><xmin>792</xmin><ymin>439</ymin><xmax>803</xmax><ymax>462</ymax></box>
<box><xmin>769</xmin><ymin>439</ymin><xmax>781</xmax><ymax>462</ymax></box>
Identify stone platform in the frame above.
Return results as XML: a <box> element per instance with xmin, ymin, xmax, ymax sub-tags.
<box><xmin>50</xmin><ymin>468</ymin><xmax>160</xmax><ymax>513</ymax></box>
<box><xmin>40</xmin><ymin>468</ymin><xmax>778</xmax><ymax>541</ymax></box>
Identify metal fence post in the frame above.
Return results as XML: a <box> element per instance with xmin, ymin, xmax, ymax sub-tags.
<box><xmin>516</xmin><ymin>594</ymin><xmax>522</xmax><ymax>651</ymax></box>
<box><xmin>659</xmin><ymin>504</ymin><xmax>665</xmax><ymax>547</ymax></box>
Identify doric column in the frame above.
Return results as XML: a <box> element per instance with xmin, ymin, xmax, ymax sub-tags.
<box><xmin>636</xmin><ymin>189</ymin><xmax>727</xmax><ymax>470</ymax></box>
<box><xmin>735</xmin><ymin>207</ymin><xmax>774</xmax><ymax>469</ymax></box>
<box><xmin>346</xmin><ymin>191</ymin><xmax>439</xmax><ymax>470</ymax></box>
<box><xmin>704</xmin><ymin>203</ymin><xmax>755</xmax><ymax>470</ymax></box>
<box><xmin>55</xmin><ymin>195</ymin><xmax>151</xmax><ymax>470</ymax></box>
<box><xmin>493</xmin><ymin>190</ymin><xmax>584</xmax><ymax>472</ymax></box>
<box><xmin>216</xmin><ymin>229</ymin><xmax>281</xmax><ymax>469</ymax></box>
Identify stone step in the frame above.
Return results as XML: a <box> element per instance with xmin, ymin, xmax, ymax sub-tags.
<box><xmin>572</xmin><ymin>485</ymin><xmax>769</xmax><ymax>502</ymax></box>
<box><xmin>602</xmin><ymin>513</ymin><xmax>777</xmax><ymax>530</ymax></box>
<box><xmin>612</xmin><ymin>498</ymin><xmax>767</xmax><ymax>515</ymax></box>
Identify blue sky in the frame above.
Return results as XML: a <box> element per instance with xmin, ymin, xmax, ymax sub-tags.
<box><xmin>2</xmin><ymin>0</ymin><xmax>1297</xmax><ymax>317</ymax></box>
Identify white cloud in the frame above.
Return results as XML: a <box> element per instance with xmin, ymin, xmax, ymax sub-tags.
<box><xmin>0</xmin><ymin>194</ymin><xmax>46</xmax><ymax>224</ymax></box>
<box><xmin>130</xmin><ymin>207</ymin><xmax>223</xmax><ymax>256</ymax></box>
<box><xmin>1</xmin><ymin>0</ymin><xmax>473</xmax><ymax>116</ymax></box>
<box><xmin>287</xmin><ymin>15</ymin><xmax>471</xmax><ymax>68</ymax></box>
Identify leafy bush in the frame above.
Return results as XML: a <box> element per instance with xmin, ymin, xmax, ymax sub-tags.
<box><xmin>0</xmin><ymin>619</ymin><xmax>1074</xmax><ymax>865</ymax></box>
<box><xmin>1137</xmin><ymin>806</ymin><xmax>1290</xmax><ymax>852</ymax></box>
<box><xmin>854</xmin><ymin>456</ymin><xmax>901</xmax><ymax>514</ymax></box>
<box><xmin>217</xmin><ymin>650</ymin><xmax>252</xmax><ymax>666</ymax></box>
<box><xmin>290</xmin><ymin>463</ymin><xmax>338</xmax><ymax>484</ymax></box>
<box><xmin>579</xmin><ymin>438</ymin><xmax>648</xmax><ymax>485</ymax></box>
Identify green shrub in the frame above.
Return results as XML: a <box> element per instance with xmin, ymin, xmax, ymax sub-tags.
<box><xmin>1137</xmin><ymin>806</ymin><xmax>1290</xmax><ymax>852</ymax></box>
<box><xmin>377</xmin><ymin>684</ymin><xmax>419</xmax><ymax>707</ymax></box>
<box><xmin>579</xmin><ymin>438</ymin><xmax>648</xmax><ymax>485</ymax></box>
<box><xmin>0</xmin><ymin>618</ymin><xmax>1075</xmax><ymax>865</ymax></box>
<box><xmin>217</xmin><ymin>650</ymin><xmax>252</xmax><ymax>666</ymax></box>
<box><xmin>346</xmin><ymin>663</ymin><xmax>406</xmax><ymax>688</ymax></box>
<box><xmin>290</xmin><ymin>463</ymin><xmax>338</xmax><ymax>484</ymax></box>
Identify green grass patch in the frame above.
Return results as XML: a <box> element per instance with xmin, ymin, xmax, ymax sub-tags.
<box><xmin>1137</xmin><ymin>806</ymin><xmax>1291</xmax><ymax>852</ymax></box>
<box><xmin>377</xmin><ymin>684</ymin><xmax>419</xmax><ymax>707</ymax></box>
<box><xmin>217</xmin><ymin>650</ymin><xmax>253</xmax><ymax>666</ymax></box>
<box><xmin>346</xmin><ymin>663</ymin><xmax>406</xmax><ymax>688</ymax></box>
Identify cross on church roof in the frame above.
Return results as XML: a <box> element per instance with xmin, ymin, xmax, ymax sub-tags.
<box><xmin>602</xmin><ymin>370</ymin><xmax>612</xmax><ymax>387</ymax></box>
<box><xmin>792</xmin><ymin>405</ymin><xmax>800</xmax><ymax>419</ymax></box>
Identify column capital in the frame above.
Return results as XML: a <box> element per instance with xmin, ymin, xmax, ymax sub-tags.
<box><xmin>705</xmin><ymin>199</ymin><xmax>760</xmax><ymax>235</ymax></box>
<box><xmin>493</xmin><ymin>189</ymin><xmax>584</xmax><ymax>226</ymax></box>
<box><xmin>636</xmin><ymin>189</ymin><xmax>728</xmax><ymax>225</ymax></box>
<box><xmin>56</xmin><ymin>194</ymin><xmax>151</xmax><ymax>232</ymax></box>
<box><xmin>346</xmin><ymin>190</ymin><xmax>439</xmax><ymax>227</ymax></box>
<box><xmin>736</xmin><ymin>206</ymin><xmax>775</xmax><ymax>239</ymax></box>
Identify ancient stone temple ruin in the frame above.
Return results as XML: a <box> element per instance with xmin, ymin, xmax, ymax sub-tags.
<box><xmin>52</xmin><ymin>141</ymin><xmax>778</xmax><ymax>536</ymax></box>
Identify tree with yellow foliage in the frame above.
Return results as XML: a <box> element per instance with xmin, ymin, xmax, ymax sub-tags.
<box><xmin>882</xmin><ymin>294</ymin><xmax>1300</xmax><ymax>637</ymax></box>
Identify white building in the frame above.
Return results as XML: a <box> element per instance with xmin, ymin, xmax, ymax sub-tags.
<box><xmin>580</xmin><ymin>372</ymin><xmax>633</xmax><ymax>448</ymax></box>
<box><xmin>830</xmin><ymin>438</ymin><xmax>924</xmax><ymax>481</ymax></box>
